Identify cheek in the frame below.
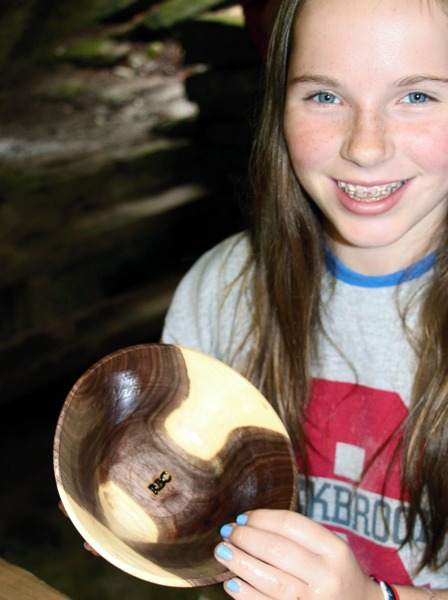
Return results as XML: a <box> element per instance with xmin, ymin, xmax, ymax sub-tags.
<box><xmin>402</xmin><ymin>122</ymin><xmax>448</xmax><ymax>174</ymax></box>
<box><xmin>284</xmin><ymin>115</ymin><xmax>337</xmax><ymax>175</ymax></box>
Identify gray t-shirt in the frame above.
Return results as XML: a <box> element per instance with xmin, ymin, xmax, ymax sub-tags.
<box><xmin>162</xmin><ymin>232</ymin><xmax>446</xmax><ymax>588</ymax></box>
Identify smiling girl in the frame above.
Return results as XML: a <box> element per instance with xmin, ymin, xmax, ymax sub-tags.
<box><xmin>162</xmin><ymin>0</ymin><xmax>448</xmax><ymax>598</ymax></box>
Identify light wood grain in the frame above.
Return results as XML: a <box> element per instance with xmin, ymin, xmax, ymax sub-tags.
<box><xmin>53</xmin><ymin>344</ymin><xmax>297</xmax><ymax>587</ymax></box>
<box><xmin>0</xmin><ymin>559</ymin><xmax>71</xmax><ymax>600</ymax></box>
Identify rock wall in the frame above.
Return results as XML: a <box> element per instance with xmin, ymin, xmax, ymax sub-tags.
<box><xmin>0</xmin><ymin>2</ymin><xmax>264</xmax><ymax>403</ymax></box>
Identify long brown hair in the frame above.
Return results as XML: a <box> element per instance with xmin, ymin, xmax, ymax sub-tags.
<box><xmin>240</xmin><ymin>0</ymin><xmax>448</xmax><ymax>573</ymax></box>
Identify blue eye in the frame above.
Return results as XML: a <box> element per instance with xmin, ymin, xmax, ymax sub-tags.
<box><xmin>402</xmin><ymin>92</ymin><xmax>429</xmax><ymax>103</ymax></box>
<box><xmin>312</xmin><ymin>92</ymin><xmax>340</xmax><ymax>104</ymax></box>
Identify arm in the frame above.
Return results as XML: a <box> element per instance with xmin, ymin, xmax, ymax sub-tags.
<box><xmin>161</xmin><ymin>232</ymin><xmax>251</xmax><ymax>358</ymax></box>
<box><xmin>397</xmin><ymin>586</ymin><xmax>448</xmax><ymax>600</ymax></box>
<box><xmin>214</xmin><ymin>509</ymin><xmax>448</xmax><ymax>600</ymax></box>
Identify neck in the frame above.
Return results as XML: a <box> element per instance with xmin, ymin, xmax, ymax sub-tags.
<box><xmin>326</xmin><ymin>237</ymin><xmax>437</xmax><ymax>277</ymax></box>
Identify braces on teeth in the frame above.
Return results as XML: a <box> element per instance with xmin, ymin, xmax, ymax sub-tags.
<box><xmin>337</xmin><ymin>181</ymin><xmax>404</xmax><ymax>201</ymax></box>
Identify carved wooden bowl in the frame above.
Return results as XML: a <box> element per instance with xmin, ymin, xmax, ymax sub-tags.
<box><xmin>53</xmin><ymin>344</ymin><xmax>297</xmax><ymax>587</ymax></box>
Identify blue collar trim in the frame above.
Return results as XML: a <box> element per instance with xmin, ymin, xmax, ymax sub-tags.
<box><xmin>324</xmin><ymin>247</ymin><xmax>436</xmax><ymax>288</ymax></box>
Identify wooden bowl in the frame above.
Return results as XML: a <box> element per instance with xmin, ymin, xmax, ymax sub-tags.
<box><xmin>53</xmin><ymin>344</ymin><xmax>297</xmax><ymax>587</ymax></box>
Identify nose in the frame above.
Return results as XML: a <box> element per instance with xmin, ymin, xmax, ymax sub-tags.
<box><xmin>340</xmin><ymin>108</ymin><xmax>394</xmax><ymax>167</ymax></box>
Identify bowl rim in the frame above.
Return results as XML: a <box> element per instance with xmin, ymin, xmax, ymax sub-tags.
<box><xmin>53</xmin><ymin>343</ymin><xmax>298</xmax><ymax>587</ymax></box>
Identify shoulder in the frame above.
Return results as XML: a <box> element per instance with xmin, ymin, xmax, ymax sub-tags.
<box><xmin>186</xmin><ymin>231</ymin><xmax>251</xmax><ymax>284</ymax></box>
<box><xmin>161</xmin><ymin>232</ymin><xmax>253</xmax><ymax>356</ymax></box>
<box><xmin>167</xmin><ymin>231</ymin><xmax>251</xmax><ymax>305</ymax></box>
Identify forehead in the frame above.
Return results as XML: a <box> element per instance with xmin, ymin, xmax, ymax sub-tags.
<box><xmin>295</xmin><ymin>0</ymin><xmax>447</xmax><ymax>18</ymax></box>
<box><xmin>289</xmin><ymin>0</ymin><xmax>448</xmax><ymax>77</ymax></box>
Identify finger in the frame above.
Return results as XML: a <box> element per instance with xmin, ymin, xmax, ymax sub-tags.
<box><xmin>223</xmin><ymin>576</ymin><xmax>272</xmax><ymax>600</ymax></box>
<box><xmin>58</xmin><ymin>501</ymin><xmax>100</xmax><ymax>556</ymax></box>
<box><xmin>222</xmin><ymin>513</ymin><xmax>374</xmax><ymax>599</ymax></box>
<box><xmin>215</xmin><ymin>542</ymin><xmax>308</xmax><ymax>600</ymax></box>
<box><xmin>220</xmin><ymin>522</ymin><xmax>326</xmax><ymax>585</ymax></box>
<box><xmin>237</xmin><ymin>510</ymin><xmax>342</xmax><ymax>556</ymax></box>
<box><xmin>58</xmin><ymin>501</ymin><xmax>68</xmax><ymax>517</ymax></box>
<box><xmin>83</xmin><ymin>542</ymin><xmax>100</xmax><ymax>556</ymax></box>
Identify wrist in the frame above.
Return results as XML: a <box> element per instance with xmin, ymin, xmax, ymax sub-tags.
<box><xmin>371</xmin><ymin>575</ymin><xmax>400</xmax><ymax>600</ymax></box>
<box><xmin>419</xmin><ymin>587</ymin><xmax>440</xmax><ymax>600</ymax></box>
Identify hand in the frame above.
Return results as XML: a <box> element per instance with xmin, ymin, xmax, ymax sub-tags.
<box><xmin>214</xmin><ymin>509</ymin><xmax>380</xmax><ymax>600</ymax></box>
<box><xmin>58</xmin><ymin>501</ymin><xmax>100</xmax><ymax>556</ymax></box>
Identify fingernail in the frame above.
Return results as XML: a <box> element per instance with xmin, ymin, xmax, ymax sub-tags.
<box><xmin>236</xmin><ymin>513</ymin><xmax>248</xmax><ymax>525</ymax></box>
<box><xmin>216</xmin><ymin>543</ymin><xmax>233</xmax><ymax>561</ymax></box>
<box><xmin>220</xmin><ymin>524</ymin><xmax>233</xmax><ymax>538</ymax></box>
<box><xmin>225</xmin><ymin>578</ymin><xmax>240</xmax><ymax>592</ymax></box>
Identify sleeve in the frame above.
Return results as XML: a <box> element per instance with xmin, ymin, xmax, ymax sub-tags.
<box><xmin>161</xmin><ymin>232</ymin><xmax>252</xmax><ymax>362</ymax></box>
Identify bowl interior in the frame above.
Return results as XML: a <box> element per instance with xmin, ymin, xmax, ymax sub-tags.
<box><xmin>53</xmin><ymin>344</ymin><xmax>298</xmax><ymax>587</ymax></box>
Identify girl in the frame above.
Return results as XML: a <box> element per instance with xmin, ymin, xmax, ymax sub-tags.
<box><xmin>162</xmin><ymin>0</ymin><xmax>448</xmax><ymax>598</ymax></box>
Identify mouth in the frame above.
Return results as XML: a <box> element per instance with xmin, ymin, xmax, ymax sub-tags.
<box><xmin>337</xmin><ymin>180</ymin><xmax>406</xmax><ymax>202</ymax></box>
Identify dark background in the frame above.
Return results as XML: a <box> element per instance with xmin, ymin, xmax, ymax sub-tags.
<box><xmin>0</xmin><ymin>1</ymin><xmax>265</xmax><ymax>597</ymax></box>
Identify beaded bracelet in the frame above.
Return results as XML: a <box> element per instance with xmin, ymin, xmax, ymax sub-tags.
<box><xmin>420</xmin><ymin>587</ymin><xmax>439</xmax><ymax>600</ymax></box>
<box><xmin>370</xmin><ymin>575</ymin><xmax>400</xmax><ymax>600</ymax></box>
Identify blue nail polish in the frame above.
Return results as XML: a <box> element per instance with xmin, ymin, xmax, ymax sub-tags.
<box><xmin>236</xmin><ymin>513</ymin><xmax>248</xmax><ymax>525</ymax></box>
<box><xmin>226</xmin><ymin>578</ymin><xmax>240</xmax><ymax>592</ymax></box>
<box><xmin>216</xmin><ymin>543</ymin><xmax>233</xmax><ymax>561</ymax></box>
<box><xmin>220</xmin><ymin>524</ymin><xmax>233</xmax><ymax>538</ymax></box>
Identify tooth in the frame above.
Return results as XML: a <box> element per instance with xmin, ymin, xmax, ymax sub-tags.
<box><xmin>338</xmin><ymin>180</ymin><xmax>403</xmax><ymax>201</ymax></box>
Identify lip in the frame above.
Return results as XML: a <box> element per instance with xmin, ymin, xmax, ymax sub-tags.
<box><xmin>333</xmin><ymin>178</ymin><xmax>411</xmax><ymax>216</ymax></box>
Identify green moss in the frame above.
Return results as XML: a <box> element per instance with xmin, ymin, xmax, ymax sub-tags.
<box><xmin>88</xmin><ymin>0</ymin><xmax>142</xmax><ymax>21</ymax></box>
<box><xmin>0</xmin><ymin>4</ymin><xmax>36</xmax><ymax>64</ymax></box>
<box><xmin>196</xmin><ymin>6</ymin><xmax>245</xmax><ymax>27</ymax></box>
<box><xmin>143</xmin><ymin>0</ymin><xmax>226</xmax><ymax>30</ymax></box>
<box><xmin>52</xmin><ymin>38</ymin><xmax>131</xmax><ymax>67</ymax></box>
<box><xmin>34</xmin><ymin>78</ymin><xmax>85</xmax><ymax>102</ymax></box>
<box><xmin>146</xmin><ymin>41</ymin><xmax>165</xmax><ymax>60</ymax></box>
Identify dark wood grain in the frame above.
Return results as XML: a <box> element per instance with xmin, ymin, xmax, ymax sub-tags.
<box><xmin>54</xmin><ymin>344</ymin><xmax>297</xmax><ymax>587</ymax></box>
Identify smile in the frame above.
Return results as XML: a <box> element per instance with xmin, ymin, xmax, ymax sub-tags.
<box><xmin>337</xmin><ymin>180</ymin><xmax>405</xmax><ymax>202</ymax></box>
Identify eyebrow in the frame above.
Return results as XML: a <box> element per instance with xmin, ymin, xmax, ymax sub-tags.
<box><xmin>395</xmin><ymin>75</ymin><xmax>448</xmax><ymax>87</ymax></box>
<box><xmin>289</xmin><ymin>73</ymin><xmax>448</xmax><ymax>88</ymax></box>
<box><xmin>288</xmin><ymin>74</ymin><xmax>341</xmax><ymax>87</ymax></box>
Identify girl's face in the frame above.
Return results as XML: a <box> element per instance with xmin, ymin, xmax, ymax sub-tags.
<box><xmin>284</xmin><ymin>0</ymin><xmax>448</xmax><ymax>274</ymax></box>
